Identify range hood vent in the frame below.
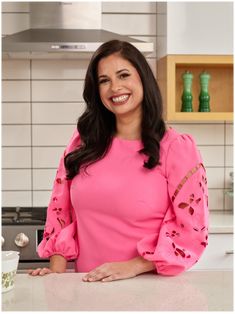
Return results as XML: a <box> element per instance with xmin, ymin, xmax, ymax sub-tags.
<box><xmin>2</xmin><ymin>2</ymin><xmax>153</xmax><ymax>59</ymax></box>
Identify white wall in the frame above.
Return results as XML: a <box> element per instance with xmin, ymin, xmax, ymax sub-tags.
<box><xmin>1</xmin><ymin>2</ymin><xmax>233</xmax><ymax>212</ymax></box>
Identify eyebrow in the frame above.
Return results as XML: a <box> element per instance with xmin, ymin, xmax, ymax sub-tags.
<box><xmin>98</xmin><ymin>68</ymin><xmax>130</xmax><ymax>79</ymax></box>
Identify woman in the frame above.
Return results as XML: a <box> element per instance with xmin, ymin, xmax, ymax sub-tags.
<box><xmin>29</xmin><ymin>40</ymin><xmax>208</xmax><ymax>282</ymax></box>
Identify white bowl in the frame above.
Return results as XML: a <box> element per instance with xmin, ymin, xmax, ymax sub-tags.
<box><xmin>2</xmin><ymin>251</ymin><xmax>20</xmax><ymax>293</ymax></box>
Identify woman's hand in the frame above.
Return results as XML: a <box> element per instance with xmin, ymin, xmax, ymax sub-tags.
<box><xmin>28</xmin><ymin>267</ymin><xmax>53</xmax><ymax>276</ymax></box>
<box><xmin>82</xmin><ymin>256</ymin><xmax>155</xmax><ymax>282</ymax></box>
<box><xmin>28</xmin><ymin>254</ymin><xmax>67</xmax><ymax>276</ymax></box>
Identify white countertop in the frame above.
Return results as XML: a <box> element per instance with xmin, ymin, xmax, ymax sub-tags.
<box><xmin>209</xmin><ymin>211</ymin><xmax>233</xmax><ymax>233</ymax></box>
<box><xmin>2</xmin><ymin>271</ymin><xmax>233</xmax><ymax>311</ymax></box>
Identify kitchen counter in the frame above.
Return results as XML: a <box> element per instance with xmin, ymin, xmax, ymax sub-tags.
<box><xmin>2</xmin><ymin>271</ymin><xmax>233</xmax><ymax>311</ymax></box>
<box><xmin>209</xmin><ymin>211</ymin><xmax>233</xmax><ymax>233</ymax></box>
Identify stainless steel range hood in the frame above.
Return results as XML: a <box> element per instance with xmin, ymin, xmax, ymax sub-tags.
<box><xmin>2</xmin><ymin>29</ymin><xmax>154</xmax><ymax>59</ymax></box>
<box><xmin>2</xmin><ymin>2</ymin><xmax>154</xmax><ymax>59</ymax></box>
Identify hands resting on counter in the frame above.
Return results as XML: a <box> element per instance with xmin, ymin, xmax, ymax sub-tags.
<box><xmin>28</xmin><ymin>255</ymin><xmax>155</xmax><ymax>282</ymax></box>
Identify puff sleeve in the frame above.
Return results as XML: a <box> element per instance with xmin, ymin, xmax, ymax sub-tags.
<box><xmin>137</xmin><ymin>134</ymin><xmax>209</xmax><ymax>276</ymax></box>
<box><xmin>37</xmin><ymin>129</ymin><xmax>81</xmax><ymax>260</ymax></box>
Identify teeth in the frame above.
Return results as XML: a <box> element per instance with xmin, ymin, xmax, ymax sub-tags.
<box><xmin>112</xmin><ymin>95</ymin><xmax>129</xmax><ymax>103</ymax></box>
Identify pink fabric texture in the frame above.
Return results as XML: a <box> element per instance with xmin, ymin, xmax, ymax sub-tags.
<box><xmin>37</xmin><ymin>127</ymin><xmax>209</xmax><ymax>275</ymax></box>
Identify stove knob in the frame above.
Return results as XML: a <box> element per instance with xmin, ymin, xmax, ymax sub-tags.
<box><xmin>14</xmin><ymin>233</ymin><xmax>29</xmax><ymax>247</ymax></box>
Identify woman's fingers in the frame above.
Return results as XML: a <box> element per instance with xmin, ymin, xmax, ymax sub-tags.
<box><xmin>83</xmin><ymin>270</ymin><xmax>108</xmax><ymax>282</ymax></box>
<box><xmin>101</xmin><ymin>274</ymin><xmax>119</xmax><ymax>282</ymax></box>
<box><xmin>82</xmin><ymin>261</ymin><xmax>138</xmax><ymax>282</ymax></box>
<box><xmin>39</xmin><ymin>268</ymin><xmax>52</xmax><ymax>276</ymax></box>
<box><xmin>82</xmin><ymin>263</ymin><xmax>116</xmax><ymax>282</ymax></box>
<box><xmin>28</xmin><ymin>268</ymin><xmax>41</xmax><ymax>276</ymax></box>
<box><xmin>27</xmin><ymin>267</ymin><xmax>52</xmax><ymax>276</ymax></box>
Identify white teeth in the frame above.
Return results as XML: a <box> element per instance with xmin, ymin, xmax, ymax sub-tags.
<box><xmin>112</xmin><ymin>95</ymin><xmax>129</xmax><ymax>103</ymax></box>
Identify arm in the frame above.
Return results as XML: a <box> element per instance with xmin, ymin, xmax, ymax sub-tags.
<box><xmin>131</xmin><ymin>256</ymin><xmax>155</xmax><ymax>274</ymax></box>
<box><xmin>50</xmin><ymin>255</ymin><xmax>67</xmax><ymax>273</ymax></box>
<box><xmin>137</xmin><ymin>134</ymin><xmax>209</xmax><ymax>276</ymax></box>
<box><xmin>28</xmin><ymin>254</ymin><xmax>67</xmax><ymax>276</ymax></box>
<box><xmin>28</xmin><ymin>130</ymin><xmax>80</xmax><ymax>276</ymax></box>
<box><xmin>82</xmin><ymin>256</ymin><xmax>155</xmax><ymax>282</ymax></box>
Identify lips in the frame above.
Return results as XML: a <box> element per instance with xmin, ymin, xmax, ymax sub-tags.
<box><xmin>110</xmin><ymin>94</ymin><xmax>130</xmax><ymax>104</ymax></box>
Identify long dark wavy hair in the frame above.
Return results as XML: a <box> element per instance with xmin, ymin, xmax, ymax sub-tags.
<box><xmin>65</xmin><ymin>40</ymin><xmax>166</xmax><ymax>179</ymax></box>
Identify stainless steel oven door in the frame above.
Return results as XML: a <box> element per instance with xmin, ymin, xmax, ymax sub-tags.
<box><xmin>2</xmin><ymin>225</ymin><xmax>75</xmax><ymax>271</ymax></box>
<box><xmin>2</xmin><ymin>225</ymin><xmax>44</xmax><ymax>260</ymax></box>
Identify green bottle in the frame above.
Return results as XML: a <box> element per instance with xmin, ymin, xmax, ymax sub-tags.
<box><xmin>181</xmin><ymin>71</ymin><xmax>193</xmax><ymax>112</ymax></box>
<box><xmin>198</xmin><ymin>71</ymin><xmax>211</xmax><ymax>112</ymax></box>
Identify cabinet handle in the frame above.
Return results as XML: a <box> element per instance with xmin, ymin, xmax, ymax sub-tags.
<box><xmin>225</xmin><ymin>250</ymin><xmax>234</xmax><ymax>255</ymax></box>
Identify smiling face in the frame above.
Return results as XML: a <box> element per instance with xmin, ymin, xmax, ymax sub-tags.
<box><xmin>97</xmin><ymin>53</ymin><xmax>144</xmax><ymax>120</ymax></box>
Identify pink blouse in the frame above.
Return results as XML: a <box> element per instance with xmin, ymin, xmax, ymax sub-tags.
<box><xmin>37</xmin><ymin>127</ymin><xmax>209</xmax><ymax>276</ymax></box>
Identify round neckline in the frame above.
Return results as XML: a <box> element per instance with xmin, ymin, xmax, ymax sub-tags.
<box><xmin>114</xmin><ymin>136</ymin><xmax>141</xmax><ymax>143</ymax></box>
<box><xmin>113</xmin><ymin>128</ymin><xmax>174</xmax><ymax>145</ymax></box>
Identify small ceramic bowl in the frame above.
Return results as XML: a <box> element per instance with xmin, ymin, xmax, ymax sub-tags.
<box><xmin>2</xmin><ymin>251</ymin><xmax>20</xmax><ymax>293</ymax></box>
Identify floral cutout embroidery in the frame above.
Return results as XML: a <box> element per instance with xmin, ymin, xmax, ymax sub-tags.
<box><xmin>171</xmin><ymin>163</ymin><xmax>205</xmax><ymax>203</ymax></box>
<box><xmin>57</xmin><ymin>217</ymin><xmax>66</xmax><ymax>228</ymax></box>
<box><xmin>166</xmin><ymin>230</ymin><xmax>180</xmax><ymax>238</ymax></box>
<box><xmin>143</xmin><ymin>251</ymin><xmax>154</xmax><ymax>256</ymax></box>
<box><xmin>201</xmin><ymin>234</ymin><xmax>208</xmax><ymax>247</ymax></box>
<box><xmin>199</xmin><ymin>175</ymin><xmax>207</xmax><ymax>193</ymax></box>
<box><xmin>172</xmin><ymin>243</ymin><xmax>191</xmax><ymax>258</ymax></box>
<box><xmin>199</xmin><ymin>174</ymin><xmax>209</xmax><ymax>207</ymax></box>
<box><xmin>52</xmin><ymin>207</ymin><xmax>62</xmax><ymax>215</ymax></box>
<box><xmin>193</xmin><ymin>226</ymin><xmax>208</xmax><ymax>247</ymax></box>
<box><xmin>167</xmin><ymin>163</ymin><xmax>208</xmax><ymax>259</ymax></box>
<box><xmin>178</xmin><ymin>193</ymin><xmax>201</xmax><ymax>215</ymax></box>
<box><xmin>56</xmin><ymin>178</ymin><xmax>62</xmax><ymax>184</ymax></box>
<box><xmin>193</xmin><ymin>226</ymin><xmax>206</xmax><ymax>232</ymax></box>
<box><xmin>43</xmin><ymin>227</ymin><xmax>55</xmax><ymax>241</ymax></box>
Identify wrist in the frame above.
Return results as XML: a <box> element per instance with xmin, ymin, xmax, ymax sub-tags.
<box><xmin>50</xmin><ymin>254</ymin><xmax>67</xmax><ymax>273</ymax></box>
<box><xmin>132</xmin><ymin>256</ymin><xmax>155</xmax><ymax>275</ymax></box>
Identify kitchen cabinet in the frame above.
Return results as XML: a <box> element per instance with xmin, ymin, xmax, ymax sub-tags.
<box><xmin>191</xmin><ymin>211</ymin><xmax>233</xmax><ymax>270</ymax></box>
<box><xmin>157</xmin><ymin>55</ymin><xmax>233</xmax><ymax>122</ymax></box>
<box><xmin>191</xmin><ymin>233</ymin><xmax>233</xmax><ymax>270</ymax></box>
<box><xmin>157</xmin><ymin>3</ymin><xmax>233</xmax><ymax>58</ymax></box>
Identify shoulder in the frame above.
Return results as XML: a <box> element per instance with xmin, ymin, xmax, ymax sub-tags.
<box><xmin>160</xmin><ymin>127</ymin><xmax>197</xmax><ymax>154</ymax></box>
<box><xmin>65</xmin><ymin>128</ymin><xmax>81</xmax><ymax>154</ymax></box>
<box><xmin>160</xmin><ymin>127</ymin><xmax>202</xmax><ymax>172</ymax></box>
<box><xmin>160</xmin><ymin>127</ymin><xmax>203</xmax><ymax>178</ymax></box>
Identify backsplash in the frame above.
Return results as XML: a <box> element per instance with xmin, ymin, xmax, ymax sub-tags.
<box><xmin>2</xmin><ymin>2</ymin><xmax>233</xmax><ymax>211</ymax></box>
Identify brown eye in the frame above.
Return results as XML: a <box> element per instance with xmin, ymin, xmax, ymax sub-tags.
<box><xmin>99</xmin><ymin>78</ymin><xmax>109</xmax><ymax>84</ymax></box>
<box><xmin>119</xmin><ymin>73</ymin><xmax>130</xmax><ymax>79</ymax></box>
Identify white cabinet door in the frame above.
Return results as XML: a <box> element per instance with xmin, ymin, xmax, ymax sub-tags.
<box><xmin>190</xmin><ymin>233</ymin><xmax>233</xmax><ymax>270</ymax></box>
<box><xmin>166</xmin><ymin>2</ymin><xmax>233</xmax><ymax>55</ymax></box>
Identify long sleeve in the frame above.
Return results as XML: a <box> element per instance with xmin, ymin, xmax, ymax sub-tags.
<box><xmin>137</xmin><ymin>134</ymin><xmax>209</xmax><ymax>276</ymax></box>
<box><xmin>37</xmin><ymin>129</ymin><xmax>81</xmax><ymax>260</ymax></box>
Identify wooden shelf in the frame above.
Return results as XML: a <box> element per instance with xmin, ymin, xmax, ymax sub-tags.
<box><xmin>157</xmin><ymin>55</ymin><xmax>233</xmax><ymax>122</ymax></box>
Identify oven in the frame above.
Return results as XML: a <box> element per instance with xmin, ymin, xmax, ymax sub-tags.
<box><xmin>1</xmin><ymin>207</ymin><xmax>75</xmax><ymax>272</ymax></box>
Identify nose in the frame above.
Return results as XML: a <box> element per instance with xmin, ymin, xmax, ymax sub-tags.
<box><xmin>110</xmin><ymin>79</ymin><xmax>122</xmax><ymax>92</ymax></box>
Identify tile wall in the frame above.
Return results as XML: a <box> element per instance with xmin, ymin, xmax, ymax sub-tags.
<box><xmin>2</xmin><ymin>2</ymin><xmax>233</xmax><ymax>211</ymax></box>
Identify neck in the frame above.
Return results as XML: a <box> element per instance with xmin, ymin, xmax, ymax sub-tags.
<box><xmin>115</xmin><ymin>110</ymin><xmax>142</xmax><ymax>140</ymax></box>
